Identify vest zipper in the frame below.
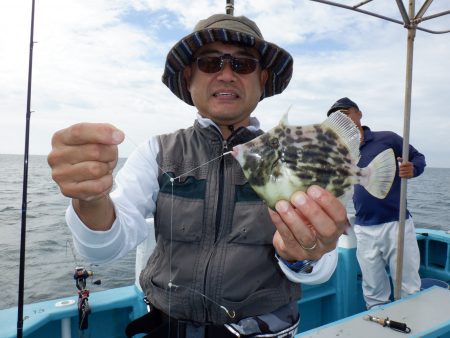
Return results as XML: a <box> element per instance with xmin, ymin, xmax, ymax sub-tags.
<box><xmin>203</xmin><ymin>139</ymin><xmax>228</xmax><ymax>322</ymax></box>
<box><xmin>214</xmin><ymin>140</ymin><xmax>228</xmax><ymax>241</ymax></box>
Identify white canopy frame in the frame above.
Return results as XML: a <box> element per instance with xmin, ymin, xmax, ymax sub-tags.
<box><xmin>310</xmin><ymin>0</ymin><xmax>450</xmax><ymax>301</ymax></box>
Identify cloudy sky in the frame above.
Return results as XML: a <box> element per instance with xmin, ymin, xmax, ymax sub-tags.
<box><xmin>1</xmin><ymin>0</ymin><xmax>449</xmax><ymax>167</ymax></box>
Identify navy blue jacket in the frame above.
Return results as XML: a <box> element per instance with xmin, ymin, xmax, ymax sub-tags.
<box><xmin>354</xmin><ymin>126</ymin><xmax>426</xmax><ymax>225</ymax></box>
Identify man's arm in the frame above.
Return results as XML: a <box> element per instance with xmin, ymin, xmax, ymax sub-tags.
<box><xmin>48</xmin><ymin>123</ymin><xmax>125</xmax><ymax>230</ymax></box>
<box><xmin>64</xmin><ymin>138</ymin><xmax>160</xmax><ymax>264</ymax></box>
<box><xmin>397</xmin><ymin>145</ymin><xmax>426</xmax><ymax>179</ymax></box>
<box><xmin>72</xmin><ymin>197</ymin><xmax>116</xmax><ymax>231</ymax></box>
<box><xmin>408</xmin><ymin>144</ymin><xmax>426</xmax><ymax>177</ymax></box>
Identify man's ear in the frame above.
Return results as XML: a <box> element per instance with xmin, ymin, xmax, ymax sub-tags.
<box><xmin>260</xmin><ymin>69</ymin><xmax>268</xmax><ymax>91</ymax></box>
<box><xmin>184</xmin><ymin>66</ymin><xmax>192</xmax><ymax>92</ymax></box>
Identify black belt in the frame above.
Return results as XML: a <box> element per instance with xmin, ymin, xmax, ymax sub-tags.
<box><xmin>125</xmin><ymin>307</ymin><xmax>237</xmax><ymax>338</ymax></box>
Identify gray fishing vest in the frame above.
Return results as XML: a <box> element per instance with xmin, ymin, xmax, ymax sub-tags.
<box><xmin>139</xmin><ymin>121</ymin><xmax>301</xmax><ymax>325</ymax></box>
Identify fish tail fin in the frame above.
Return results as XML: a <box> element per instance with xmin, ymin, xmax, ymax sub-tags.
<box><xmin>360</xmin><ymin>148</ymin><xmax>396</xmax><ymax>199</ymax></box>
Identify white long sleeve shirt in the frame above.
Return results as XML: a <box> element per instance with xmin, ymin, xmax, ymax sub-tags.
<box><xmin>66</xmin><ymin>116</ymin><xmax>338</xmax><ymax>285</ymax></box>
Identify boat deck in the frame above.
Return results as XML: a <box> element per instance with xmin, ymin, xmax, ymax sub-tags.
<box><xmin>296</xmin><ymin>286</ymin><xmax>450</xmax><ymax>338</ymax></box>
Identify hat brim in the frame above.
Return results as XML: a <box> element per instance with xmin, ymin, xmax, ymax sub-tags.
<box><xmin>327</xmin><ymin>106</ymin><xmax>349</xmax><ymax>116</ymax></box>
<box><xmin>162</xmin><ymin>28</ymin><xmax>293</xmax><ymax>105</ymax></box>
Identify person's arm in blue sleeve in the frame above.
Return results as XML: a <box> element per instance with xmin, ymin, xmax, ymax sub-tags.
<box><xmin>408</xmin><ymin>144</ymin><xmax>426</xmax><ymax>177</ymax></box>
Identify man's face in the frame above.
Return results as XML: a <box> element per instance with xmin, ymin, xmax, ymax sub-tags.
<box><xmin>339</xmin><ymin>107</ymin><xmax>362</xmax><ymax>127</ymax></box>
<box><xmin>184</xmin><ymin>42</ymin><xmax>268</xmax><ymax>127</ymax></box>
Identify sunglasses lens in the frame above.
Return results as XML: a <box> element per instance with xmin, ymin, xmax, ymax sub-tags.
<box><xmin>197</xmin><ymin>57</ymin><xmax>222</xmax><ymax>73</ymax></box>
<box><xmin>232</xmin><ymin>58</ymin><xmax>258</xmax><ymax>74</ymax></box>
<box><xmin>196</xmin><ymin>55</ymin><xmax>259</xmax><ymax>74</ymax></box>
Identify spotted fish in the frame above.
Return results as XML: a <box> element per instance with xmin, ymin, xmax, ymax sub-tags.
<box><xmin>231</xmin><ymin>112</ymin><xmax>396</xmax><ymax>209</ymax></box>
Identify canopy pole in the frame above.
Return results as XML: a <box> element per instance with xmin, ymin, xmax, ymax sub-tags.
<box><xmin>226</xmin><ymin>0</ymin><xmax>234</xmax><ymax>15</ymax></box>
<box><xmin>394</xmin><ymin>0</ymin><xmax>416</xmax><ymax>301</ymax></box>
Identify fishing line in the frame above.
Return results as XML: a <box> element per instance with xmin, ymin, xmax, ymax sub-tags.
<box><xmin>171</xmin><ymin>151</ymin><xmax>233</xmax><ymax>181</ymax></box>
<box><xmin>124</xmin><ymin>134</ymin><xmax>236</xmax><ymax>320</ymax></box>
<box><xmin>66</xmin><ymin>240</ymin><xmax>79</xmax><ymax>267</ymax></box>
<box><xmin>168</xmin><ymin>282</ymin><xmax>236</xmax><ymax>319</ymax></box>
<box><xmin>124</xmin><ymin>134</ymin><xmax>232</xmax><ymax>181</ymax></box>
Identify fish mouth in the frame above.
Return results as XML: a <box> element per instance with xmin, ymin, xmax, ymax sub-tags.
<box><xmin>230</xmin><ymin>146</ymin><xmax>239</xmax><ymax>158</ymax></box>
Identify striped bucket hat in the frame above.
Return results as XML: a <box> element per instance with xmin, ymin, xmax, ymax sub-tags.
<box><xmin>161</xmin><ymin>14</ymin><xmax>293</xmax><ymax>106</ymax></box>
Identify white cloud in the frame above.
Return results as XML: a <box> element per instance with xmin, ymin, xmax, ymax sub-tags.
<box><xmin>1</xmin><ymin>0</ymin><xmax>449</xmax><ymax>168</ymax></box>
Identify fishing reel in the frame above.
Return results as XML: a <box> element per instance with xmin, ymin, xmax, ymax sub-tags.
<box><xmin>74</xmin><ymin>266</ymin><xmax>101</xmax><ymax>290</ymax></box>
<box><xmin>73</xmin><ymin>266</ymin><xmax>101</xmax><ymax>331</ymax></box>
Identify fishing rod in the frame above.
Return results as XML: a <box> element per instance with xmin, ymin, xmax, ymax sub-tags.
<box><xmin>17</xmin><ymin>0</ymin><xmax>36</xmax><ymax>337</ymax></box>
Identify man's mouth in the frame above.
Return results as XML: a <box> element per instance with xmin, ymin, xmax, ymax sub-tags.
<box><xmin>213</xmin><ymin>91</ymin><xmax>239</xmax><ymax>98</ymax></box>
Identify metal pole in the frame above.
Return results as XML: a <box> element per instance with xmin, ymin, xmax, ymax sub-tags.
<box><xmin>310</xmin><ymin>0</ymin><xmax>447</xmax><ymax>33</ymax></box>
<box><xmin>226</xmin><ymin>0</ymin><xmax>234</xmax><ymax>15</ymax></box>
<box><xmin>394</xmin><ymin>0</ymin><xmax>416</xmax><ymax>301</ymax></box>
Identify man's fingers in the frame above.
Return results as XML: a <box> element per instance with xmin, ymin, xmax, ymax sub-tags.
<box><xmin>274</xmin><ymin>200</ymin><xmax>317</xmax><ymax>248</ymax></box>
<box><xmin>270</xmin><ymin>186</ymin><xmax>348</xmax><ymax>262</ymax></box>
<box><xmin>52</xmin><ymin>161</ymin><xmax>114</xmax><ymax>184</ymax></box>
<box><xmin>291</xmin><ymin>186</ymin><xmax>347</xmax><ymax>242</ymax></box>
<box><xmin>48</xmin><ymin>143</ymin><xmax>119</xmax><ymax>167</ymax></box>
<box><xmin>58</xmin><ymin>174</ymin><xmax>114</xmax><ymax>200</ymax></box>
<box><xmin>53</xmin><ymin>123</ymin><xmax>124</xmax><ymax>147</ymax></box>
<box><xmin>270</xmin><ymin>202</ymin><xmax>323</xmax><ymax>261</ymax></box>
<box><xmin>269</xmin><ymin>207</ymin><xmax>298</xmax><ymax>245</ymax></box>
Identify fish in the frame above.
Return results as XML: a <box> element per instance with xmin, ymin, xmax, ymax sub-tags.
<box><xmin>231</xmin><ymin>112</ymin><xmax>396</xmax><ymax>209</ymax></box>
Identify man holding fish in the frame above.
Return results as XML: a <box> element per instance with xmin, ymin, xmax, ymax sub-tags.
<box><xmin>48</xmin><ymin>14</ymin><xmax>349</xmax><ymax>338</ymax></box>
<box><xmin>327</xmin><ymin>97</ymin><xmax>426</xmax><ymax>310</ymax></box>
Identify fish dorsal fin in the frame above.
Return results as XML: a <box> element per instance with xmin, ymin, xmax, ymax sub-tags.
<box><xmin>280</xmin><ymin>113</ymin><xmax>288</xmax><ymax>127</ymax></box>
<box><xmin>279</xmin><ymin>106</ymin><xmax>292</xmax><ymax>127</ymax></box>
<box><xmin>322</xmin><ymin>112</ymin><xmax>360</xmax><ymax>161</ymax></box>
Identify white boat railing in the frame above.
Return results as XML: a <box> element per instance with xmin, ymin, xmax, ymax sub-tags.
<box><xmin>134</xmin><ymin>219</ymin><xmax>156</xmax><ymax>290</ymax></box>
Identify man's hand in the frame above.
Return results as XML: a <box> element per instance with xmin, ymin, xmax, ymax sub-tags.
<box><xmin>269</xmin><ymin>185</ymin><xmax>348</xmax><ymax>262</ymax></box>
<box><xmin>397</xmin><ymin>157</ymin><xmax>414</xmax><ymax>178</ymax></box>
<box><xmin>47</xmin><ymin>123</ymin><xmax>124</xmax><ymax>230</ymax></box>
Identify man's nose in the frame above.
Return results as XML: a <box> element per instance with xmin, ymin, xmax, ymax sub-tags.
<box><xmin>217</xmin><ymin>60</ymin><xmax>236</xmax><ymax>80</ymax></box>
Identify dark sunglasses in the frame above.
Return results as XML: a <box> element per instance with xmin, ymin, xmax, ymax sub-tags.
<box><xmin>195</xmin><ymin>54</ymin><xmax>260</xmax><ymax>74</ymax></box>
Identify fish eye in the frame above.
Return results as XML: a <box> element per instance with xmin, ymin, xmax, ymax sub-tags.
<box><xmin>269</xmin><ymin>138</ymin><xmax>280</xmax><ymax>149</ymax></box>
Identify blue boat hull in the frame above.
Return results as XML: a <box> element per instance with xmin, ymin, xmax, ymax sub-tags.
<box><xmin>1</xmin><ymin>228</ymin><xmax>449</xmax><ymax>338</ymax></box>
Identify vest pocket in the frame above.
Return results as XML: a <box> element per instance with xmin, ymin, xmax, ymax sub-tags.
<box><xmin>156</xmin><ymin>192</ymin><xmax>204</xmax><ymax>242</ymax></box>
<box><xmin>146</xmin><ymin>276</ymin><xmax>191</xmax><ymax>320</ymax></box>
<box><xmin>228</xmin><ymin>201</ymin><xmax>275</xmax><ymax>245</ymax></box>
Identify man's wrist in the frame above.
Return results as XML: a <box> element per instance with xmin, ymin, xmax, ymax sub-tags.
<box><xmin>276</xmin><ymin>253</ymin><xmax>315</xmax><ymax>273</ymax></box>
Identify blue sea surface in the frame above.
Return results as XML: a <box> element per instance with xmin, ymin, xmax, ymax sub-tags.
<box><xmin>0</xmin><ymin>154</ymin><xmax>449</xmax><ymax>310</ymax></box>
